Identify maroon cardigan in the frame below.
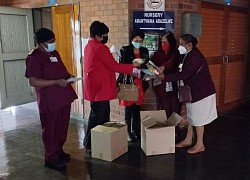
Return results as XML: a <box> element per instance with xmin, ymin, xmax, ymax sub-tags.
<box><xmin>164</xmin><ymin>47</ymin><xmax>216</xmax><ymax>103</ymax></box>
<box><xmin>151</xmin><ymin>49</ymin><xmax>180</xmax><ymax>95</ymax></box>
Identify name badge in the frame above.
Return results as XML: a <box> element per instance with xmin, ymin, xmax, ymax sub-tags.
<box><xmin>178</xmin><ymin>63</ymin><xmax>183</xmax><ymax>69</ymax></box>
<box><xmin>50</xmin><ymin>57</ymin><xmax>58</xmax><ymax>62</ymax></box>
<box><xmin>178</xmin><ymin>63</ymin><xmax>183</xmax><ymax>72</ymax></box>
<box><xmin>153</xmin><ymin>79</ymin><xmax>162</xmax><ymax>86</ymax></box>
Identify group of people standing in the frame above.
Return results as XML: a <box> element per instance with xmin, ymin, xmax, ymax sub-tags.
<box><xmin>25</xmin><ymin>20</ymin><xmax>217</xmax><ymax>169</ymax></box>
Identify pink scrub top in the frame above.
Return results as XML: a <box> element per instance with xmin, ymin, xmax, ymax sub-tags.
<box><xmin>25</xmin><ymin>49</ymin><xmax>77</xmax><ymax>113</ymax></box>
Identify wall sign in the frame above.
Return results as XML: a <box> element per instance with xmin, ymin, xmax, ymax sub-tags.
<box><xmin>48</xmin><ymin>0</ymin><xmax>57</xmax><ymax>5</ymax></box>
<box><xmin>133</xmin><ymin>11</ymin><xmax>174</xmax><ymax>32</ymax></box>
<box><xmin>145</xmin><ymin>0</ymin><xmax>165</xmax><ymax>11</ymax></box>
<box><xmin>224</xmin><ymin>0</ymin><xmax>232</xmax><ymax>5</ymax></box>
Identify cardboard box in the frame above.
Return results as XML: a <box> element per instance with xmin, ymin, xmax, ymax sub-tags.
<box><xmin>140</xmin><ymin>110</ymin><xmax>183</xmax><ymax>156</ymax></box>
<box><xmin>91</xmin><ymin>122</ymin><xmax>128</xmax><ymax>161</ymax></box>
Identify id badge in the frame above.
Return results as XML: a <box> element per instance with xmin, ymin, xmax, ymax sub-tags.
<box><xmin>178</xmin><ymin>63</ymin><xmax>183</xmax><ymax>72</ymax></box>
<box><xmin>50</xmin><ymin>57</ymin><xmax>58</xmax><ymax>62</ymax></box>
<box><xmin>165</xmin><ymin>82</ymin><xmax>173</xmax><ymax>92</ymax></box>
<box><xmin>153</xmin><ymin>79</ymin><xmax>162</xmax><ymax>86</ymax></box>
<box><xmin>178</xmin><ymin>63</ymin><xmax>183</xmax><ymax>69</ymax></box>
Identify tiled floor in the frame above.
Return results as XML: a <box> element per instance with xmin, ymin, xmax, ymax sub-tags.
<box><xmin>0</xmin><ymin>102</ymin><xmax>250</xmax><ymax>180</ymax></box>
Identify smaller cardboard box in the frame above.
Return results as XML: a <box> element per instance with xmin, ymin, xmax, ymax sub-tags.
<box><xmin>91</xmin><ymin>122</ymin><xmax>128</xmax><ymax>161</ymax></box>
<box><xmin>140</xmin><ymin>110</ymin><xmax>183</xmax><ymax>156</ymax></box>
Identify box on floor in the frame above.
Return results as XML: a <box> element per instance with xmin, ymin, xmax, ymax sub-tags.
<box><xmin>91</xmin><ymin>122</ymin><xmax>128</xmax><ymax>161</ymax></box>
<box><xmin>140</xmin><ymin>110</ymin><xmax>183</xmax><ymax>156</ymax></box>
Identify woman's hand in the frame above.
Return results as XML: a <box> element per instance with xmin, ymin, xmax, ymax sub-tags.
<box><xmin>132</xmin><ymin>61</ymin><xmax>141</xmax><ymax>68</ymax></box>
<box><xmin>68</xmin><ymin>74</ymin><xmax>76</xmax><ymax>84</ymax></box>
<box><xmin>156</xmin><ymin>73</ymin><xmax>165</xmax><ymax>80</ymax></box>
<box><xmin>132</xmin><ymin>68</ymin><xmax>141</xmax><ymax>77</ymax></box>
<box><xmin>157</xmin><ymin>66</ymin><xmax>165</xmax><ymax>74</ymax></box>
<box><xmin>29</xmin><ymin>77</ymin><xmax>69</xmax><ymax>88</ymax></box>
<box><xmin>56</xmin><ymin>79</ymin><xmax>69</xmax><ymax>87</ymax></box>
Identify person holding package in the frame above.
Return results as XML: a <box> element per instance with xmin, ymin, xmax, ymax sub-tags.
<box><xmin>151</xmin><ymin>31</ymin><xmax>181</xmax><ymax>118</ymax></box>
<box><xmin>157</xmin><ymin>34</ymin><xmax>218</xmax><ymax>154</ymax></box>
<box><xmin>25</xmin><ymin>28</ymin><xmax>77</xmax><ymax>168</ymax></box>
<box><xmin>116</xmin><ymin>29</ymin><xmax>149</xmax><ymax>142</ymax></box>
<box><xmin>83</xmin><ymin>21</ymin><xmax>141</xmax><ymax>153</ymax></box>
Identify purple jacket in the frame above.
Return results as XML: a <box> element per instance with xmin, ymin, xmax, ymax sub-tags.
<box><xmin>164</xmin><ymin>47</ymin><xmax>216</xmax><ymax>103</ymax></box>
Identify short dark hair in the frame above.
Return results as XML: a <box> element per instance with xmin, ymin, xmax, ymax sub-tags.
<box><xmin>180</xmin><ymin>34</ymin><xmax>198</xmax><ymax>47</ymax></box>
<box><xmin>89</xmin><ymin>21</ymin><xmax>109</xmax><ymax>38</ymax></box>
<box><xmin>130</xmin><ymin>29</ymin><xmax>145</xmax><ymax>41</ymax></box>
<box><xmin>35</xmin><ymin>28</ymin><xmax>55</xmax><ymax>43</ymax></box>
<box><xmin>161</xmin><ymin>31</ymin><xmax>177</xmax><ymax>52</ymax></box>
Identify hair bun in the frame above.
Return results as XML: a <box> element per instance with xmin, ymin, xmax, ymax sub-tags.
<box><xmin>194</xmin><ymin>37</ymin><xmax>198</xmax><ymax>46</ymax></box>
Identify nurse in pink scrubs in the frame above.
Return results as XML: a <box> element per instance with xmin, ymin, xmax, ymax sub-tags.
<box><xmin>25</xmin><ymin>28</ymin><xmax>77</xmax><ymax>169</ymax></box>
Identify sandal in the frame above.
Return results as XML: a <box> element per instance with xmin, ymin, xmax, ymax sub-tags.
<box><xmin>187</xmin><ymin>146</ymin><xmax>205</xmax><ymax>154</ymax></box>
<box><xmin>175</xmin><ymin>141</ymin><xmax>192</xmax><ymax>148</ymax></box>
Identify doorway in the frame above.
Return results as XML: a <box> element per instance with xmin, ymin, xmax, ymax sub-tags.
<box><xmin>0</xmin><ymin>7</ymin><xmax>35</xmax><ymax>109</ymax></box>
<box><xmin>199</xmin><ymin>2</ymin><xmax>249</xmax><ymax>112</ymax></box>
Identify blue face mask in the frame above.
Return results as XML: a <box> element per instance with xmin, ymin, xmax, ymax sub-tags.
<box><xmin>132</xmin><ymin>41</ymin><xmax>142</xmax><ymax>49</ymax></box>
<box><xmin>44</xmin><ymin>42</ymin><xmax>56</xmax><ymax>52</ymax></box>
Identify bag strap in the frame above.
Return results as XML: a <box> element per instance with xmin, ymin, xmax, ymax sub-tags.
<box><xmin>180</xmin><ymin>53</ymin><xmax>204</xmax><ymax>86</ymax></box>
<box><xmin>194</xmin><ymin>64</ymin><xmax>204</xmax><ymax>79</ymax></box>
<box><xmin>119</xmin><ymin>48</ymin><xmax>126</xmax><ymax>63</ymax></box>
<box><xmin>181</xmin><ymin>53</ymin><xmax>203</xmax><ymax>76</ymax></box>
<box><xmin>120</xmin><ymin>47</ymin><xmax>134</xmax><ymax>84</ymax></box>
<box><xmin>123</xmin><ymin>74</ymin><xmax>134</xmax><ymax>84</ymax></box>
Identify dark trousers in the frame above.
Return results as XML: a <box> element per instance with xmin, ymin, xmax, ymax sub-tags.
<box><xmin>158</xmin><ymin>91</ymin><xmax>182</xmax><ymax>142</ymax></box>
<box><xmin>125</xmin><ymin>104</ymin><xmax>141</xmax><ymax>134</ymax></box>
<box><xmin>159</xmin><ymin>91</ymin><xmax>181</xmax><ymax>118</ymax></box>
<box><xmin>83</xmin><ymin>101</ymin><xmax>110</xmax><ymax>150</ymax></box>
<box><xmin>40</xmin><ymin>104</ymin><xmax>71</xmax><ymax>161</ymax></box>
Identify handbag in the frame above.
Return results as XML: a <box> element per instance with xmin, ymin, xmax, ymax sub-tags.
<box><xmin>178</xmin><ymin>84</ymin><xmax>192</xmax><ymax>103</ymax></box>
<box><xmin>117</xmin><ymin>75</ymin><xmax>139</xmax><ymax>101</ymax></box>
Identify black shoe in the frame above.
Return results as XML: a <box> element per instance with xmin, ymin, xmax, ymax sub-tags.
<box><xmin>128</xmin><ymin>132</ymin><xmax>136</xmax><ymax>142</ymax></box>
<box><xmin>59</xmin><ymin>151</ymin><xmax>71</xmax><ymax>162</ymax></box>
<box><xmin>44</xmin><ymin>159</ymin><xmax>66</xmax><ymax>169</ymax></box>
<box><xmin>135</xmin><ymin>132</ymin><xmax>141</xmax><ymax>140</ymax></box>
<box><xmin>131</xmin><ymin>131</ymin><xmax>139</xmax><ymax>140</ymax></box>
<box><xmin>127</xmin><ymin>133</ymin><xmax>132</xmax><ymax>142</ymax></box>
<box><xmin>84</xmin><ymin>148</ymin><xmax>92</xmax><ymax>159</ymax></box>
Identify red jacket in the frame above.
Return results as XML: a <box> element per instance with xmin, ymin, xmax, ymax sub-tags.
<box><xmin>84</xmin><ymin>38</ymin><xmax>134</xmax><ymax>101</ymax></box>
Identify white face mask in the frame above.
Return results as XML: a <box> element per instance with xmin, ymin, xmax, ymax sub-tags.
<box><xmin>178</xmin><ymin>45</ymin><xmax>187</xmax><ymax>55</ymax></box>
<box><xmin>44</xmin><ymin>42</ymin><xmax>56</xmax><ymax>52</ymax></box>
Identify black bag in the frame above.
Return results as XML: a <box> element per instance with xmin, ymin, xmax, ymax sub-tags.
<box><xmin>178</xmin><ymin>85</ymin><xmax>192</xmax><ymax>103</ymax></box>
